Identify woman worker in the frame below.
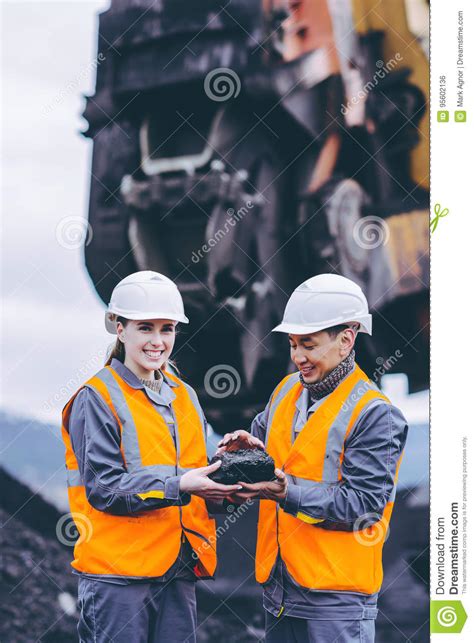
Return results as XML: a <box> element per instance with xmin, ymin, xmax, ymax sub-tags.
<box><xmin>61</xmin><ymin>271</ymin><xmax>241</xmax><ymax>642</ymax></box>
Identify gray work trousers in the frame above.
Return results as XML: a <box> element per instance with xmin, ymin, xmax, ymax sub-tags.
<box><xmin>77</xmin><ymin>576</ymin><xmax>197</xmax><ymax>642</ymax></box>
<box><xmin>265</xmin><ymin>610</ymin><xmax>376</xmax><ymax>643</ymax></box>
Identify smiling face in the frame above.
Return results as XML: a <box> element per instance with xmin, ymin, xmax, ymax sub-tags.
<box><xmin>289</xmin><ymin>326</ymin><xmax>357</xmax><ymax>384</ymax></box>
<box><xmin>117</xmin><ymin>318</ymin><xmax>177</xmax><ymax>379</ymax></box>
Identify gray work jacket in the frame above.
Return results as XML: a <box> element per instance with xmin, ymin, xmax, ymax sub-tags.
<box><xmin>68</xmin><ymin>358</ymin><xmax>207</xmax><ymax>584</ymax></box>
<box><xmin>250</xmin><ymin>366</ymin><xmax>408</xmax><ymax>619</ymax></box>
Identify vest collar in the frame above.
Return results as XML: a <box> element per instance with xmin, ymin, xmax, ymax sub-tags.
<box><xmin>110</xmin><ymin>357</ymin><xmax>178</xmax><ymax>406</ymax></box>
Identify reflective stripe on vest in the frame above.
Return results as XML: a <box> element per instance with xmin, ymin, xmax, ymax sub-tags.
<box><xmin>256</xmin><ymin>364</ymin><xmax>398</xmax><ymax>594</ymax></box>
<box><xmin>265</xmin><ymin>373</ymin><xmax>301</xmax><ymax>447</ymax></box>
<box><xmin>89</xmin><ymin>368</ymin><xmax>142</xmax><ymax>471</ymax></box>
<box><xmin>61</xmin><ymin>365</ymin><xmax>216</xmax><ymax>579</ymax></box>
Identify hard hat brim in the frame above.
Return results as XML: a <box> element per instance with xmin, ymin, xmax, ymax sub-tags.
<box><xmin>105</xmin><ymin>311</ymin><xmax>189</xmax><ymax>334</ymax></box>
<box><xmin>272</xmin><ymin>318</ymin><xmax>372</xmax><ymax>336</ymax></box>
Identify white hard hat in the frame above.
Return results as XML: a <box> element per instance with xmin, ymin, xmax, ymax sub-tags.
<box><xmin>104</xmin><ymin>271</ymin><xmax>189</xmax><ymax>334</ymax></box>
<box><xmin>272</xmin><ymin>273</ymin><xmax>372</xmax><ymax>336</ymax></box>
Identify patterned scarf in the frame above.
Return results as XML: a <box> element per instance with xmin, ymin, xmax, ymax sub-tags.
<box><xmin>139</xmin><ymin>369</ymin><xmax>163</xmax><ymax>393</ymax></box>
<box><xmin>299</xmin><ymin>350</ymin><xmax>355</xmax><ymax>401</ymax></box>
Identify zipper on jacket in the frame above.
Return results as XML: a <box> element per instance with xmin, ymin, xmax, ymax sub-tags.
<box><xmin>180</xmin><ymin>521</ymin><xmax>215</xmax><ymax>549</ymax></box>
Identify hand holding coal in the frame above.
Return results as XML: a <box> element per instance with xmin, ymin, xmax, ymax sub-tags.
<box><xmin>217</xmin><ymin>429</ymin><xmax>265</xmax><ymax>453</ymax></box>
<box><xmin>179</xmin><ymin>460</ymin><xmax>243</xmax><ymax>500</ymax></box>
<box><xmin>208</xmin><ymin>449</ymin><xmax>276</xmax><ymax>485</ymax></box>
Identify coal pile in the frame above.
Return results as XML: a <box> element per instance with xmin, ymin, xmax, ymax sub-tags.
<box><xmin>209</xmin><ymin>449</ymin><xmax>275</xmax><ymax>485</ymax></box>
<box><xmin>0</xmin><ymin>468</ymin><xmax>78</xmax><ymax>643</ymax></box>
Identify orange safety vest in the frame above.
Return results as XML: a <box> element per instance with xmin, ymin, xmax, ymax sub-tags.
<box><xmin>61</xmin><ymin>365</ymin><xmax>216</xmax><ymax>579</ymax></box>
<box><xmin>256</xmin><ymin>364</ymin><xmax>403</xmax><ymax>595</ymax></box>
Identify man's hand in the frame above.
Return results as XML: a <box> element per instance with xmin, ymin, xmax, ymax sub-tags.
<box><xmin>179</xmin><ymin>461</ymin><xmax>243</xmax><ymax>501</ymax></box>
<box><xmin>229</xmin><ymin>468</ymin><xmax>288</xmax><ymax>503</ymax></box>
<box><xmin>216</xmin><ymin>429</ymin><xmax>265</xmax><ymax>454</ymax></box>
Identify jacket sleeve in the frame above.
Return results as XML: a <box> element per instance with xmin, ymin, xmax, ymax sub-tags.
<box><xmin>279</xmin><ymin>402</ymin><xmax>408</xmax><ymax>529</ymax></box>
<box><xmin>68</xmin><ymin>387</ymin><xmax>191</xmax><ymax>516</ymax></box>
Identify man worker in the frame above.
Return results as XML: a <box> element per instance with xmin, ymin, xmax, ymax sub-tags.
<box><xmin>219</xmin><ymin>273</ymin><xmax>408</xmax><ymax>643</ymax></box>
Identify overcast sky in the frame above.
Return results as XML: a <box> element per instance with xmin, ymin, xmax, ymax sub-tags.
<box><xmin>2</xmin><ymin>0</ymin><xmax>112</xmax><ymax>424</ymax></box>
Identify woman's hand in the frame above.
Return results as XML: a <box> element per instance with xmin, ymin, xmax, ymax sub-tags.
<box><xmin>179</xmin><ymin>460</ymin><xmax>243</xmax><ymax>501</ymax></box>
<box><xmin>216</xmin><ymin>429</ymin><xmax>265</xmax><ymax>454</ymax></box>
<box><xmin>229</xmin><ymin>468</ymin><xmax>288</xmax><ymax>503</ymax></box>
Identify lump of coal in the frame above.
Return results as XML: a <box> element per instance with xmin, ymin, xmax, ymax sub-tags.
<box><xmin>209</xmin><ymin>449</ymin><xmax>276</xmax><ymax>485</ymax></box>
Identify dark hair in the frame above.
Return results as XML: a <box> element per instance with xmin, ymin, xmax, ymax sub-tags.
<box><xmin>104</xmin><ymin>316</ymin><xmax>180</xmax><ymax>375</ymax></box>
<box><xmin>324</xmin><ymin>323</ymin><xmax>360</xmax><ymax>339</ymax></box>
<box><xmin>105</xmin><ymin>316</ymin><xmax>128</xmax><ymax>366</ymax></box>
